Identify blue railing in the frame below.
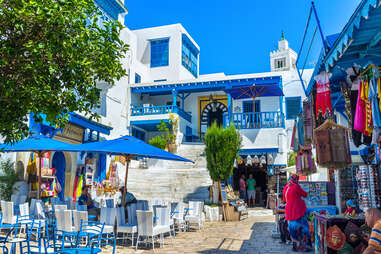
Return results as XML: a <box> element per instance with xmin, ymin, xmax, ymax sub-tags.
<box><xmin>131</xmin><ymin>105</ymin><xmax>192</xmax><ymax>123</ymax></box>
<box><xmin>223</xmin><ymin>111</ymin><xmax>285</xmax><ymax>129</ymax></box>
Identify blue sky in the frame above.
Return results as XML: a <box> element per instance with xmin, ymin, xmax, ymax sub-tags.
<box><xmin>125</xmin><ymin>0</ymin><xmax>362</xmax><ymax>75</ymax></box>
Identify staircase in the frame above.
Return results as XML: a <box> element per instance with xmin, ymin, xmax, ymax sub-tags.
<box><xmin>125</xmin><ymin>143</ymin><xmax>212</xmax><ymax>202</ymax></box>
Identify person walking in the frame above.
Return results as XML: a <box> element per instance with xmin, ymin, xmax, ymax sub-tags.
<box><xmin>246</xmin><ymin>174</ymin><xmax>256</xmax><ymax>207</ymax></box>
<box><xmin>240</xmin><ymin>174</ymin><xmax>247</xmax><ymax>203</ymax></box>
<box><xmin>283</xmin><ymin>174</ymin><xmax>312</xmax><ymax>252</ymax></box>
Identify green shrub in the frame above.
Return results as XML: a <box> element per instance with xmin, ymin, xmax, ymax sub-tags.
<box><xmin>0</xmin><ymin>159</ymin><xmax>19</xmax><ymax>201</ymax></box>
<box><xmin>149</xmin><ymin>136</ymin><xmax>167</xmax><ymax>150</ymax></box>
<box><xmin>204</xmin><ymin>123</ymin><xmax>241</xmax><ymax>182</ymax></box>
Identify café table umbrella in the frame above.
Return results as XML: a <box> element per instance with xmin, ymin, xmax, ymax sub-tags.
<box><xmin>62</xmin><ymin>135</ymin><xmax>193</xmax><ymax>206</ymax></box>
<box><xmin>224</xmin><ymin>84</ymin><xmax>284</xmax><ymax>112</ymax></box>
<box><xmin>1</xmin><ymin>135</ymin><xmax>76</xmax><ymax>199</ymax></box>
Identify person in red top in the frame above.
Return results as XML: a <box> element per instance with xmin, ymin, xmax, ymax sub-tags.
<box><xmin>283</xmin><ymin>174</ymin><xmax>312</xmax><ymax>252</ymax></box>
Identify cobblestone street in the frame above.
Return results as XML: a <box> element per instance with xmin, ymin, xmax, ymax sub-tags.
<box><xmin>106</xmin><ymin>208</ymin><xmax>303</xmax><ymax>254</ymax></box>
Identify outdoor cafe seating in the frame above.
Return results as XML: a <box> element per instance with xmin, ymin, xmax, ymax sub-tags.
<box><xmin>0</xmin><ymin>197</ymin><xmax>205</xmax><ymax>252</ymax></box>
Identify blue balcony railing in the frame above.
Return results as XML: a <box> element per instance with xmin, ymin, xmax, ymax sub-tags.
<box><xmin>131</xmin><ymin>105</ymin><xmax>192</xmax><ymax>123</ymax></box>
<box><xmin>223</xmin><ymin>111</ymin><xmax>285</xmax><ymax>129</ymax></box>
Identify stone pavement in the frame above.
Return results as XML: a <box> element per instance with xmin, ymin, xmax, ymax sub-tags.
<box><xmin>105</xmin><ymin>208</ymin><xmax>306</xmax><ymax>254</ymax></box>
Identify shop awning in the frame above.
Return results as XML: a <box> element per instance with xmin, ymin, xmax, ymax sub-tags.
<box><xmin>306</xmin><ymin>0</ymin><xmax>381</xmax><ymax>96</ymax></box>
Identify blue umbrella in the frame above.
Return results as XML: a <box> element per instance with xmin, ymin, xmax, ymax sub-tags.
<box><xmin>1</xmin><ymin>135</ymin><xmax>75</xmax><ymax>198</ymax></box>
<box><xmin>62</xmin><ymin>135</ymin><xmax>192</xmax><ymax>205</ymax></box>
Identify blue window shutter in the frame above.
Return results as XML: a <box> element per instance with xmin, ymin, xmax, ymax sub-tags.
<box><xmin>150</xmin><ymin>38</ymin><xmax>169</xmax><ymax>67</ymax></box>
<box><xmin>285</xmin><ymin>97</ymin><xmax>301</xmax><ymax>120</ymax></box>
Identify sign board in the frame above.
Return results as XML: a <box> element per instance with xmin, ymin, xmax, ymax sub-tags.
<box><xmin>56</xmin><ymin>123</ymin><xmax>84</xmax><ymax>144</ymax></box>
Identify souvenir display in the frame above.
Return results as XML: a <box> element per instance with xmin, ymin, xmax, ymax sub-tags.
<box><xmin>356</xmin><ymin>165</ymin><xmax>381</xmax><ymax>211</ymax></box>
<box><xmin>313</xmin><ymin>120</ymin><xmax>352</xmax><ymax>168</ymax></box>
<box><xmin>295</xmin><ymin>145</ymin><xmax>316</xmax><ymax>175</ymax></box>
<box><xmin>299</xmin><ymin>182</ymin><xmax>328</xmax><ymax>206</ymax></box>
<box><xmin>326</xmin><ymin>225</ymin><xmax>346</xmax><ymax>251</ymax></box>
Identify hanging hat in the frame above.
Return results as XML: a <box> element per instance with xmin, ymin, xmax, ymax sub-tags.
<box><xmin>253</xmin><ymin>155</ymin><xmax>259</xmax><ymax>164</ymax></box>
<box><xmin>267</xmin><ymin>154</ymin><xmax>273</xmax><ymax>164</ymax></box>
<box><xmin>246</xmin><ymin>155</ymin><xmax>252</xmax><ymax>166</ymax></box>
<box><xmin>327</xmin><ymin>225</ymin><xmax>346</xmax><ymax>251</ymax></box>
<box><xmin>346</xmin><ymin>200</ymin><xmax>356</xmax><ymax>208</ymax></box>
<box><xmin>260</xmin><ymin>155</ymin><xmax>266</xmax><ymax>164</ymax></box>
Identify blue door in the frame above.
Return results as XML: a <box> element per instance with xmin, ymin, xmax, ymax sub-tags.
<box><xmin>52</xmin><ymin>152</ymin><xmax>66</xmax><ymax>200</ymax></box>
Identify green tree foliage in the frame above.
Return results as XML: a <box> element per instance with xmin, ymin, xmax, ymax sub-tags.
<box><xmin>148</xmin><ymin>136</ymin><xmax>166</xmax><ymax>150</ymax></box>
<box><xmin>288</xmin><ymin>152</ymin><xmax>297</xmax><ymax>167</ymax></box>
<box><xmin>0</xmin><ymin>0</ymin><xmax>128</xmax><ymax>143</ymax></box>
<box><xmin>204</xmin><ymin>123</ymin><xmax>241</xmax><ymax>182</ymax></box>
<box><xmin>0</xmin><ymin>159</ymin><xmax>19</xmax><ymax>201</ymax></box>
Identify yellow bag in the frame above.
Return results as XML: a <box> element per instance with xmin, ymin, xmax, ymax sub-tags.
<box><xmin>106</xmin><ymin>160</ymin><xmax>114</xmax><ymax>180</ymax></box>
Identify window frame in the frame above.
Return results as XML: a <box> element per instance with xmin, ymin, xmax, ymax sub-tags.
<box><xmin>285</xmin><ymin>96</ymin><xmax>302</xmax><ymax>120</ymax></box>
<box><xmin>150</xmin><ymin>38</ymin><xmax>169</xmax><ymax>68</ymax></box>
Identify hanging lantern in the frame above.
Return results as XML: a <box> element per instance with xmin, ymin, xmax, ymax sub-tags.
<box><xmin>246</xmin><ymin>155</ymin><xmax>253</xmax><ymax>166</ymax></box>
<box><xmin>253</xmin><ymin>155</ymin><xmax>259</xmax><ymax>164</ymax></box>
<box><xmin>267</xmin><ymin>154</ymin><xmax>274</xmax><ymax>165</ymax></box>
<box><xmin>260</xmin><ymin>155</ymin><xmax>266</xmax><ymax>164</ymax></box>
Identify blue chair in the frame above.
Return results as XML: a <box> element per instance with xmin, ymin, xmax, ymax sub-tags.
<box><xmin>0</xmin><ymin>224</ymin><xmax>13</xmax><ymax>254</ymax></box>
<box><xmin>76</xmin><ymin>221</ymin><xmax>104</xmax><ymax>247</ymax></box>
<box><xmin>90</xmin><ymin>233</ymin><xmax>116</xmax><ymax>254</ymax></box>
<box><xmin>22</xmin><ymin>219</ymin><xmax>48</xmax><ymax>254</ymax></box>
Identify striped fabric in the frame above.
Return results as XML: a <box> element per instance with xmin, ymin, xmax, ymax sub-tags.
<box><xmin>369</xmin><ymin>220</ymin><xmax>381</xmax><ymax>252</ymax></box>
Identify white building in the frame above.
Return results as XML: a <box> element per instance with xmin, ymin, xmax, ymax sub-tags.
<box><xmin>10</xmin><ymin>0</ymin><xmax>313</xmax><ymax>202</ymax></box>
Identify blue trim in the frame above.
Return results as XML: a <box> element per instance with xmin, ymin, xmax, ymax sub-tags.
<box><xmin>224</xmin><ymin>111</ymin><xmax>284</xmax><ymax>129</ymax></box>
<box><xmin>239</xmin><ymin>148</ymin><xmax>279</xmax><ymax>155</ymax></box>
<box><xmin>130</xmin><ymin>119</ymin><xmax>170</xmax><ymax>131</ymax></box>
<box><xmin>285</xmin><ymin>96</ymin><xmax>302</xmax><ymax>120</ymax></box>
<box><xmin>131</xmin><ymin>76</ymin><xmax>282</xmax><ymax>95</ymax></box>
<box><xmin>351</xmin><ymin>151</ymin><xmax>360</xmax><ymax>155</ymax></box>
<box><xmin>150</xmin><ymin>38</ymin><xmax>169</xmax><ymax>68</ymax></box>
<box><xmin>311</xmin><ymin>2</ymin><xmax>329</xmax><ymax>52</ymax></box>
<box><xmin>135</xmin><ymin>73</ymin><xmax>141</xmax><ymax>84</ymax></box>
<box><xmin>154</xmin><ymin>79</ymin><xmax>167</xmax><ymax>82</ymax></box>
<box><xmin>68</xmin><ymin>112</ymin><xmax>112</xmax><ymax>135</ymax></box>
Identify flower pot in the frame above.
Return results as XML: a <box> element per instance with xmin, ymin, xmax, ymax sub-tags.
<box><xmin>168</xmin><ymin>144</ymin><xmax>177</xmax><ymax>153</ymax></box>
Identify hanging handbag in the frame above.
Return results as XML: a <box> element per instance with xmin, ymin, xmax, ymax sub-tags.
<box><xmin>55</xmin><ymin>176</ymin><xmax>62</xmax><ymax>194</ymax></box>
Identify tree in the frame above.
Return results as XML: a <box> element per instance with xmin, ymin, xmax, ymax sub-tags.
<box><xmin>204</xmin><ymin>123</ymin><xmax>241</xmax><ymax>182</ymax></box>
<box><xmin>0</xmin><ymin>0</ymin><xmax>128</xmax><ymax>143</ymax></box>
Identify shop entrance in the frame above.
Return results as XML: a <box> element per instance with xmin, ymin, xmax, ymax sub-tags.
<box><xmin>233</xmin><ymin>163</ymin><xmax>268</xmax><ymax>207</ymax></box>
<box><xmin>207</xmin><ymin>107</ymin><xmax>224</xmax><ymax>127</ymax></box>
<box><xmin>52</xmin><ymin>152</ymin><xmax>66</xmax><ymax>200</ymax></box>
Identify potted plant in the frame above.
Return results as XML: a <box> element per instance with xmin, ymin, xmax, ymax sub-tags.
<box><xmin>167</xmin><ymin>114</ymin><xmax>179</xmax><ymax>153</ymax></box>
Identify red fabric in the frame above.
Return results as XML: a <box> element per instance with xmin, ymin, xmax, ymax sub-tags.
<box><xmin>283</xmin><ymin>183</ymin><xmax>307</xmax><ymax>221</ymax></box>
<box><xmin>344</xmin><ymin>207</ymin><xmax>355</xmax><ymax>215</ymax></box>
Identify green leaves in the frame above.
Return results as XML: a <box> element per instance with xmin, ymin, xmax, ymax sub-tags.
<box><xmin>0</xmin><ymin>0</ymin><xmax>128</xmax><ymax>143</ymax></box>
<box><xmin>204</xmin><ymin>123</ymin><xmax>242</xmax><ymax>182</ymax></box>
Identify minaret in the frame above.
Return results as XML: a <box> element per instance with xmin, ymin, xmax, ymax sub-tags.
<box><xmin>270</xmin><ymin>32</ymin><xmax>298</xmax><ymax>72</ymax></box>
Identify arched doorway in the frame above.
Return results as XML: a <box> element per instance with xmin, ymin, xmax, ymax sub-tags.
<box><xmin>52</xmin><ymin>152</ymin><xmax>66</xmax><ymax>200</ymax></box>
<box><xmin>200</xmin><ymin>101</ymin><xmax>228</xmax><ymax>133</ymax></box>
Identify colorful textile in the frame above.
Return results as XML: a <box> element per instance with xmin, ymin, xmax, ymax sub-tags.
<box><xmin>369</xmin><ymin>219</ymin><xmax>381</xmax><ymax>252</ymax></box>
<box><xmin>303</xmin><ymin>100</ymin><xmax>313</xmax><ymax>144</ymax></box>
<box><xmin>314</xmin><ymin>72</ymin><xmax>332</xmax><ymax>116</ymax></box>
<box><xmin>288</xmin><ymin>216</ymin><xmax>311</xmax><ymax>242</ymax></box>
<box><xmin>326</xmin><ymin>225</ymin><xmax>346</xmax><ymax>251</ymax></box>
<box><xmin>283</xmin><ymin>182</ymin><xmax>307</xmax><ymax>221</ymax></box>
<box><xmin>370</xmin><ymin>77</ymin><xmax>381</xmax><ymax>128</ymax></box>
<box><xmin>363</xmin><ymin>80</ymin><xmax>373</xmax><ymax>136</ymax></box>
<box><xmin>354</xmin><ymin>81</ymin><xmax>366</xmax><ymax>133</ymax></box>
<box><xmin>76</xmin><ymin>175</ymin><xmax>83</xmax><ymax>198</ymax></box>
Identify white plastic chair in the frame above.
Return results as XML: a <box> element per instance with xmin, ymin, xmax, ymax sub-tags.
<box><xmin>19</xmin><ymin>203</ymin><xmax>29</xmax><ymax>217</ymax></box>
<box><xmin>135</xmin><ymin>210</ymin><xmax>171</xmax><ymax>250</ymax></box>
<box><xmin>54</xmin><ymin>204</ymin><xmax>67</xmax><ymax>213</ymax></box>
<box><xmin>1</xmin><ymin>201</ymin><xmax>16</xmax><ymax>225</ymax></box>
<box><xmin>171</xmin><ymin>202</ymin><xmax>186</xmax><ymax>232</ymax></box>
<box><xmin>185</xmin><ymin>201</ymin><xmax>204</xmax><ymax>230</ymax></box>
<box><xmin>100</xmin><ymin>207</ymin><xmax>116</xmax><ymax>234</ymax></box>
<box><xmin>150</xmin><ymin>199</ymin><xmax>162</xmax><ymax>210</ymax></box>
<box><xmin>156</xmin><ymin>207</ymin><xmax>174</xmax><ymax>245</ymax></box>
<box><xmin>73</xmin><ymin>210</ymin><xmax>88</xmax><ymax>232</ymax></box>
<box><xmin>116</xmin><ymin>206</ymin><xmax>137</xmax><ymax>246</ymax></box>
